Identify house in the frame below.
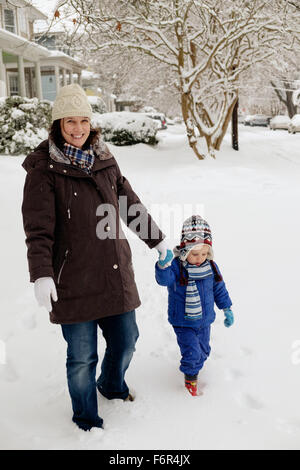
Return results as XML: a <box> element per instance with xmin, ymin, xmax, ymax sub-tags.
<box><xmin>34</xmin><ymin>28</ymin><xmax>85</xmax><ymax>101</ymax></box>
<box><xmin>0</xmin><ymin>0</ymin><xmax>50</xmax><ymax>98</ymax></box>
<box><xmin>0</xmin><ymin>0</ymin><xmax>115</xmax><ymax>108</ymax></box>
<box><xmin>0</xmin><ymin>0</ymin><xmax>85</xmax><ymax>100</ymax></box>
<box><xmin>34</xmin><ymin>9</ymin><xmax>115</xmax><ymax>107</ymax></box>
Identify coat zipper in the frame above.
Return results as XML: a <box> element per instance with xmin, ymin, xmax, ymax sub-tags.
<box><xmin>67</xmin><ymin>181</ymin><xmax>73</xmax><ymax>219</ymax></box>
<box><xmin>57</xmin><ymin>249</ymin><xmax>69</xmax><ymax>284</ymax></box>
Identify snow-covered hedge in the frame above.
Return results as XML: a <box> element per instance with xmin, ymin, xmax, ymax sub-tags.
<box><xmin>0</xmin><ymin>96</ymin><xmax>51</xmax><ymax>155</ymax></box>
<box><xmin>92</xmin><ymin>112</ymin><xmax>158</xmax><ymax>146</ymax></box>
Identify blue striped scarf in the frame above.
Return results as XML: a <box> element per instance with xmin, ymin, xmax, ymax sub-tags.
<box><xmin>182</xmin><ymin>260</ymin><xmax>213</xmax><ymax>320</ymax></box>
<box><xmin>63</xmin><ymin>143</ymin><xmax>95</xmax><ymax>174</ymax></box>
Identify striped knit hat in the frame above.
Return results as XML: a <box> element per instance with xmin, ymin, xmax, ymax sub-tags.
<box><xmin>179</xmin><ymin>215</ymin><xmax>214</xmax><ymax>261</ymax></box>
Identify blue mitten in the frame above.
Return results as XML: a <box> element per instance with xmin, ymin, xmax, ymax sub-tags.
<box><xmin>158</xmin><ymin>249</ymin><xmax>173</xmax><ymax>268</ymax></box>
<box><xmin>223</xmin><ymin>308</ymin><xmax>234</xmax><ymax>328</ymax></box>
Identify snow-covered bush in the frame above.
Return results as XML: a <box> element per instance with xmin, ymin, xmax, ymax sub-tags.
<box><xmin>92</xmin><ymin>111</ymin><xmax>158</xmax><ymax>146</ymax></box>
<box><xmin>0</xmin><ymin>96</ymin><xmax>52</xmax><ymax>155</ymax></box>
<box><xmin>87</xmin><ymin>95</ymin><xmax>107</xmax><ymax>114</ymax></box>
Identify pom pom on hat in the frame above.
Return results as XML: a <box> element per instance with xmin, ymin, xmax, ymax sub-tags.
<box><xmin>52</xmin><ymin>84</ymin><xmax>92</xmax><ymax>122</ymax></box>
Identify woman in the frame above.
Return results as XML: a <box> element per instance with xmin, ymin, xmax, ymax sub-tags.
<box><xmin>21</xmin><ymin>84</ymin><xmax>171</xmax><ymax>431</ymax></box>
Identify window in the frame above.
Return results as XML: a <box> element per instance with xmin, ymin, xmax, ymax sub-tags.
<box><xmin>8</xmin><ymin>74</ymin><xmax>19</xmax><ymax>96</ymax></box>
<box><xmin>4</xmin><ymin>9</ymin><xmax>16</xmax><ymax>34</ymax></box>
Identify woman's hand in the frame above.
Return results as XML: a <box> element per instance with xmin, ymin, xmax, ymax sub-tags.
<box><xmin>34</xmin><ymin>277</ymin><xmax>58</xmax><ymax>312</ymax></box>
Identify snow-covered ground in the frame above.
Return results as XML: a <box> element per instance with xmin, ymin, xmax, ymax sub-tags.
<box><xmin>1</xmin><ymin>124</ymin><xmax>300</xmax><ymax>450</ymax></box>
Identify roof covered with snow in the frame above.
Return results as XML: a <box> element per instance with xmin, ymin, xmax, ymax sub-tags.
<box><xmin>31</xmin><ymin>0</ymin><xmax>59</xmax><ymax>17</ymax></box>
<box><xmin>32</xmin><ymin>0</ymin><xmax>73</xmax><ymax>34</ymax></box>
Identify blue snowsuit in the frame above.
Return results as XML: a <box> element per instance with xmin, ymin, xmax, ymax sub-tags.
<box><xmin>155</xmin><ymin>257</ymin><xmax>232</xmax><ymax>376</ymax></box>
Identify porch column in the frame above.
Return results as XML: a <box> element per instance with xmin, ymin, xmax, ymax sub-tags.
<box><xmin>62</xmin><ymin>68</ymin><xmax>67</xmax><ymax>86</ymax></box>
<box><xmin>17</xmin><ymin>55</ymin><xmax>26</xmax><ymax>97</ymax></box>
<box><xmin>0</xmin><ymin>49</ymin><xmax>7</xmax><ymax>97</ymax></box>
<box><xmin>78</xmin><ymin>71</ymin><xmax>82</xmax><ymax>86</ymax></box>
<box><xmin>34</xmin><ymin>61</ymin><xmax>43</xmax><ymax>100</ymax></box>
<box><xmin>54</xmin><ymin>65</ymin><xmax>60</xmax><ymax>95</ymax></box>
<box><xmin>69</xmin><ymin>69</ymin><xmax>74</xmax><ymax>84</ymax></box>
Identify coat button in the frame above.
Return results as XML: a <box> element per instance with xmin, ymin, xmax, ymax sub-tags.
<box><xmin>106</xmin><ymin>226</ymin><xmax>111</xmax><ymax>231</ymax></box>
<box><xmin>113</xmin><ymin>264</ymin><xmax>118</xmax><ymax>269</ymax></box>
<box><xmin>74</xmin><ymin>192</ymin><xmax>77</xmax><ymax>196</ymax></box>
<box><xmin>49</xmin><ymin>164</ymin><xmax>53</xmax><ymax>168</ymax></box>
<box><xmin>63</xmin><ymin>169</ymin><xmax>67</xmax><ymax>173</ymax></box>
<box><xmin>111</xmin><ymin>185</ymin><xmax>114</xmax><ymax>189</ymax></box>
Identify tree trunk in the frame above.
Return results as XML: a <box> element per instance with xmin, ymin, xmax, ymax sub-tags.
<box><xmin>232</xmin><ymin>97</ymin><xmax>239</xmax><ymax>151</ymax></box>
<box><xmin>214</xmin><ymin>96</ymin><xmax>238</xmax><ymax>150</ymax></box>
<box><xmin>181</xmin><ymin>89</ymin><xmax>238</xmax><ymax>159</ymax></box>
<box><xmin>181</xmin><ymin>91</ymin><xmax>205</xmax><ymax>160</ymax></box>
<box><xmin>286</xmin><ymin>89</ymin><xmax>297</xmax><ymax>118</ymax></box>
<box><xmin>271</xmin><ymin>80</ymin><xmax>297</xmax><ymax>118</ymax></box>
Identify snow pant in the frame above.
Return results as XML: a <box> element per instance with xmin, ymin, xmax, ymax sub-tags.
<box><xmin>61</xmin><ymin>310</ymin><xmax>139</xmax><ymax>431</ymax></box>
<box><xmin>173</xmin><ymin>325</ymin><xmax>211</xmax><ymax>377</ymax></box>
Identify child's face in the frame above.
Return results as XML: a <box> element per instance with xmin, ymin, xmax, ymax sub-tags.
<box><xmin>186</xmin><ymin>246</ymin><xmax>210</xmax><ymax>266</ymax></box>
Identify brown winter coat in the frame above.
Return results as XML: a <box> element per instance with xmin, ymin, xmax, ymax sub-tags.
<box><xmin>21</xmin><ymin>138</ymin><xmax>164</xmax><ymax>324</ymax></box>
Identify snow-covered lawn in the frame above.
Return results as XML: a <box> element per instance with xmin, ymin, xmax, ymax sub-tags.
<box><xmin>1</xmin><ymin>125</ymin><xmax>300</xmax><ymax>450</ymax></box>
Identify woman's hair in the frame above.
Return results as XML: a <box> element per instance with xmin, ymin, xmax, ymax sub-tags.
<box><xmin>49</xmin><ymin>119</ymin><xmax>101</xmax><ymax>151</ymax></box>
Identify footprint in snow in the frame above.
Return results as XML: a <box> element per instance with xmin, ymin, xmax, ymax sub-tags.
<box><xmin>0</xmin><ymin>358</ymin><xmax>19</xmax><ymax>383</ymax></box>
<box><xmin>236</xmin><ymin>392</ymin><xmax>265</xmax><ymax>411</ymax></box>
<box><xmin>224</xmin><ymin>368</ymin><xmax>244</xmax><ymax>381</ymax></box>
<box><xmin>240</xmin><ymin>346</ymin><xmax>253</xmax><ymax>357</ymax></box>
<box><xmin>211</xmin><ymin>351</ymin><xmax>222</xmax><ymax>360</ymax></box>
<box><xmin>276</xmin><ymin>418</ymin><xmax>300</xmax><ymax>435</ymax></box>
<box><xmin>19</xmin><ymin>311</ymin><xmax>37</xmax><ymax>330</ymax></box>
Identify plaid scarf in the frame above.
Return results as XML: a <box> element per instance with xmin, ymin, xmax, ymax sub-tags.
<box><xmin>63</xmin><ymin>143</ymin><xmax>95</xmax><ymax>174</ymax></box>
<box><xmin>182</xmin><ymin>260</ymin><xmax>213</xmax><ymax>321</ymax></box>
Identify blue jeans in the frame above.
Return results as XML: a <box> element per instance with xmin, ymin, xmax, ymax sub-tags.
<box><xmin>61</xmin><ymin>310</ymin><xmax>139</xmax><ymax>431</ymax></box>
<box><xmin>173</xmin><ymin>326</ymin><xmax>211</xmax><ymax>377</ymax></box>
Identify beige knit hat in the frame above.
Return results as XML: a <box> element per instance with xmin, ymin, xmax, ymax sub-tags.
<box><xmin>52</xmin><ymin>84</ymin><xmax>92</xmax><ymax>122</ymax></box>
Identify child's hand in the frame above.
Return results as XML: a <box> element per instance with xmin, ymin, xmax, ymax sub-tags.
<box><xmin>223</xmin><ymin>308</ymin><xmax>234</xmax><ymax>328</ymax></box>
<box><xmin>158</xmin><ymin>249</ymin><xmax>173</xmax><ymax>268</ymax></box>
<box><xmin>155</xmin><ymin>240</ymin><xmax>173</xmax><ymax>268</ymax></box>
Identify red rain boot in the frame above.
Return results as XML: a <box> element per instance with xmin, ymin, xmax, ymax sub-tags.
<box><xmin>185</xmin><ymin>379</ymin><xmax>198</xmax><ymax>396</ymax></box>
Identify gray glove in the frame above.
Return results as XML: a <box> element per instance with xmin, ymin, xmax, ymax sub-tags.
<box><xmin>34</xmin><ymin>277</ymin><xmax>58</xmax><ymax>312</ymax></box>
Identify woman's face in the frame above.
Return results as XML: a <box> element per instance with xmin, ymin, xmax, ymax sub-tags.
<box><xmin>60</xmin><ymin>116</ymin><xmax>91</xmax><ymax>149</ymax></box>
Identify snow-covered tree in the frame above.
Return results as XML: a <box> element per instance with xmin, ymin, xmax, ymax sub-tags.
<box><xmin>238</xmin><ymin>64</ymin><xmax>285</xmax><ymax>116</ymax></box>
<box><xmin>83</xmin><ymin>48</ymin><xmax>180</xmax><ymax>116</ymax></box>
<box><xmin>271</xmin><ymin>76</ymin><xmax>299</xmax><ymax>118</ymax></box>
<box><xmin>53</xmin><ymin>0</ymin><xmax>300</xmax><ymax>158</ymax></box>
<box><xmin>238</xmin><ymin>53</ymin><xmax>300</xmax><ymax>117</ymax></box>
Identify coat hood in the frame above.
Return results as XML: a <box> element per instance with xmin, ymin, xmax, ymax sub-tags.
<box><xmin>22</xmin><ymin>140</ymin><xmax>49</xmax><ymax>173</ymax></box>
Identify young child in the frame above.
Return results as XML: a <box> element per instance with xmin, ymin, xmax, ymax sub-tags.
<box><xmin>155</xmin><ymin>215</ymin><xmax>233</xmax><ymax>396</ymax></box>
